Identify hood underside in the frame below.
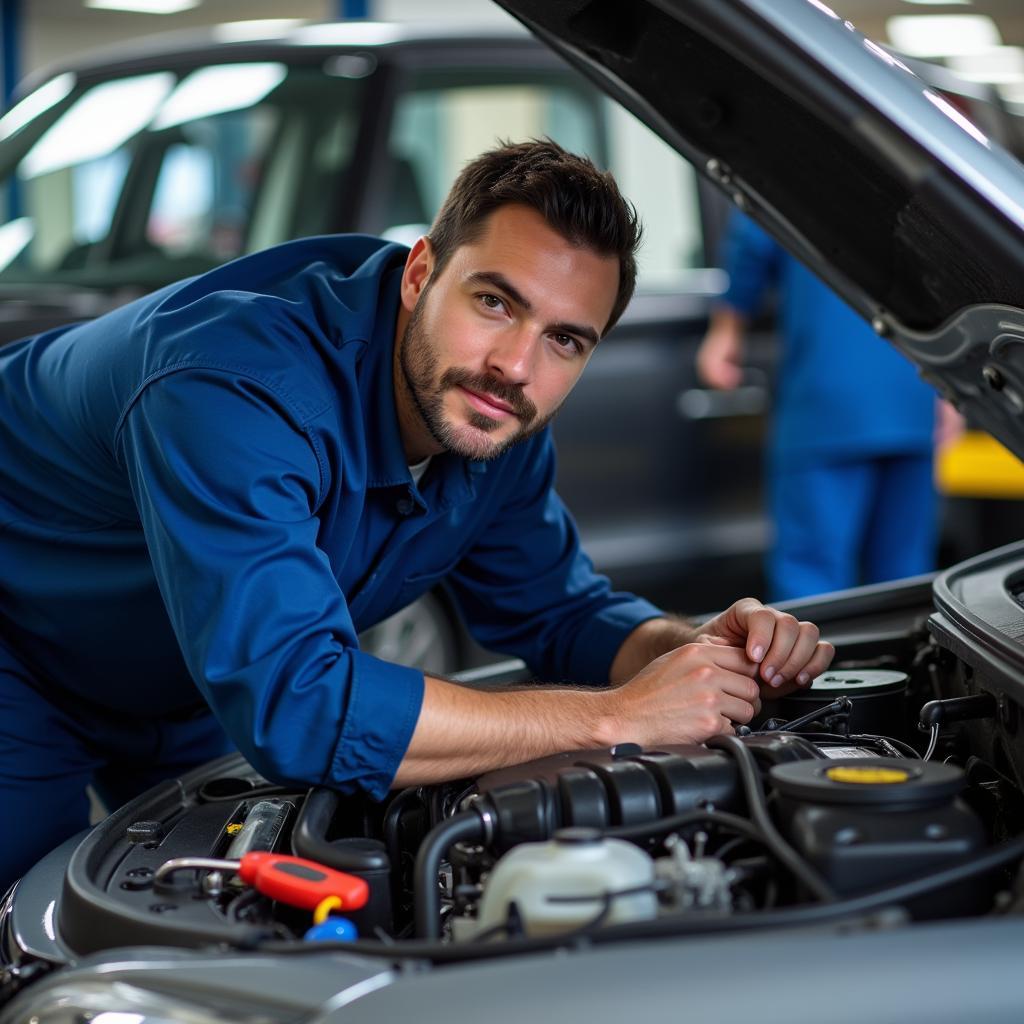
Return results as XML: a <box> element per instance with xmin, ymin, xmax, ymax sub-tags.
<box><xmin>496</xmin><ymin>0</ymin><xmax>1024</xmax><ymax>461</ymax></box>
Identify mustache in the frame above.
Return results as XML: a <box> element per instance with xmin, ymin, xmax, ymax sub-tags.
<box><xmin>441</xmin><ymin>367</ymin><xmax>537</xmax><ymax>423</ymax></box>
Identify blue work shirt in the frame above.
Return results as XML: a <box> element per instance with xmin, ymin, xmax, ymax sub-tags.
<box><xmin>721</xmin><ymin>214</ymin><xmax>935</xmax><ymax>464</ymax></box>
<box><xmin>0</xmin><ymin>235</ymin><xmax>661</xmax><ymax>799</ymax></box>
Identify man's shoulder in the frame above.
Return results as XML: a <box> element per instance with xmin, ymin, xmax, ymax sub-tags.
<box><xmin>132</xmin><ymin>235</ymin><xmax>408</xmax><ymax>379</ymax></box>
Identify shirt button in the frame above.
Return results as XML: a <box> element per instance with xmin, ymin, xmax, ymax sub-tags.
<box><xmin>396</xmin><ymin>497</ymin><xmax>414</xmax><ymax>516</ymax></box>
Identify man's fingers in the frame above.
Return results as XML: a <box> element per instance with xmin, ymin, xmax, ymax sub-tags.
<box><xmin>719</xmin><ymin>692</ymin><xmax>758</xmax><ymax>725</ymax></box>
<box><xmin>742</xmin><ymin>604</ymin><xmax>778</xmax><ymax>663</ymax></box>
<box><xmin>758</xmin><ymin>612</ymin><xmax>804</xmax><ymax>685</ymax></box>
<box><xmin>715</xmin><ymin>668</ymin><xmax>762</xmax><ymax>705</ymax></box>
<box><xmin>793</xmin><ymin>640</ymin><xmax>835</xmax><ymax>687</ymax></box>
<box><xmin>772</xmin><ymin>621</ymin><xmax>822</xmax><ymax>687</ymax></box>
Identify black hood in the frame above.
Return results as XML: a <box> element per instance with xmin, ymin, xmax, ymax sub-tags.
<box><xmin>496</xmin><ymin>0</ymin><xmax>1024</xmax><ymax>461</ymax></box>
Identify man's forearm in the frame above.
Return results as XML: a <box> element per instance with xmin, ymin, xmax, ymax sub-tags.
<box><xmin>608</xmin><ymin>616</ymin><xmax>700</xmax><ymax>683</ymax></box>
<box><xmin>392</xmin><ymin>674</ymin><xmax>618</xmax><ymax>786</ymax></box>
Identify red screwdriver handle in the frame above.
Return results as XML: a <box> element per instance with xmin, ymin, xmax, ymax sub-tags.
<box><xmin>237</xmin><ymin>852</ymin><xmax>369</xmax><ymax>911</ymax></box>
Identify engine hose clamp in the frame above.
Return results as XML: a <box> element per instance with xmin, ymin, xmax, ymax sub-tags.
<box><xmin>468</xmin><ymin>797</ymin><xmax>496</xmax><ymax>846</ymax></box>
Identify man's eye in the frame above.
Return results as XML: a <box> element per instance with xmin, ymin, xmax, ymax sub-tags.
<box><xmin>478</xmin><ymin>294</ymin><xmax>505</xmax><ymax>311</ymax></box>
<box><xmin>552</xmin><ymin>334</ymin><xmax>583</xmax><ymax>356</ymax></box>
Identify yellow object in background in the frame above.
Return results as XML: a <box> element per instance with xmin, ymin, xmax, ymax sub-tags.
<box><xmin>937</xmin><ymin>431</ymin><xmax>1024</xmax><ymax>499</ymax></box>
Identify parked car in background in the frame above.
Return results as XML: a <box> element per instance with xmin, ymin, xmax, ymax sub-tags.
<box><xmin>0</xmin><ymin>20</ymin><xmax>776</xmax><ymax>673</ymax></box>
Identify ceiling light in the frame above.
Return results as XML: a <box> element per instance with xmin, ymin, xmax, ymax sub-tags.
<box><xmin>152</xmin><ymin>63</ymin><xmax>287</xmax><ymax>129</ymax></box>
<box><xmin>21</xmin><ymin>72</ymin><xmax>174</xmax><ymax>178</ymax></box>
<box><xmin>213</xmin><ymin>19</ymin><xmax>307</xmax><ymax>43</ymax></box>
<box><xmin>887</xmin><ymin>14</ymin><xmax>1000</xmax><ymax>57</ymax></box>
<box><xmin>900</xmin><ymin>0</ymin><xmax>972</xmax><ymax>5</ymax></box>
<box><xmin>0</xmin><ymin>72</ymin><xmax>75</xmax><ymax>140</ymax></box>
<box><xmin>84</xmin><ymin>0</ymin><xmax>201</xmax><ymax>14</ymax></box>
<box><xmin>948</xmin><ymin>46</ymin><xmax>1024</xmax><ymax>85</ymax></box>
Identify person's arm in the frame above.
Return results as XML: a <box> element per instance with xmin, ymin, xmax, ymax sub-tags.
<box><xmin>394</xmin><ymin>598</ymin><xmax>835</xmax><ymax>785</ymax></box>
<box><xmin>393</xmin><ymin>638</ymin><xmax>762</xmax><ymax>785</ymax></box>
<box><xmin>118</xmin><ymin>365</ymin><xmax>426</xmax><ymax>801</ymax></box>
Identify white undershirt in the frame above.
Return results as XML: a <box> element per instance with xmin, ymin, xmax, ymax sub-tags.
<box><xmin>408</xmin><ymin>457</ymin><xmax>431</xmax><ymax>486</ymax></box>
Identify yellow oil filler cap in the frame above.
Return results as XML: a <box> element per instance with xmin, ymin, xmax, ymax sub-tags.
<box><xmin>826</xmin><ymin>766</ymin><xmax>910</xmax><ymax>785</ymax></box>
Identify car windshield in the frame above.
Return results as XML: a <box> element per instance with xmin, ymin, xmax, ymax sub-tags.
<box><xmin>0</xmin><ymin>61</ymin><xmax>364</xmax><ymax>290</ymax></box>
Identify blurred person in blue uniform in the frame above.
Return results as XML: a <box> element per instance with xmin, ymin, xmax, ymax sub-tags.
<box><xmin>697</xmin><ymin>212</ymin><xmax>938</xmax><ymax>601</ymax></box>
<box><xmin>0</xmin><ymin>144</ymin><xmax>834</xmax><ymax>890</ymax></box>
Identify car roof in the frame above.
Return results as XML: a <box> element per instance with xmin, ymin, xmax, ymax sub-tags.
<box><xmin>16</xmin><ymin>20</ymin><xmax>543</xmax><ymax>97</ymax></box>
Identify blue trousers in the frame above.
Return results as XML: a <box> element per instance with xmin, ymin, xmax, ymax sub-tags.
<box><xmin>768</xmin><ymin>452</ymin><xmax>937</xmax><ymax>602</ymax></box>
<box><xmin>0</xmin><ymin>639</ymin><xmax>232</xmax><ymax>894</ymax></box>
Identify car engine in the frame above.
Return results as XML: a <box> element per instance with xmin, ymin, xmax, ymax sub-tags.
<box><xmin>4</xmin><ymin>561</ymin><xmax>1024</xmax><ymax>1008</ymax></box>
<box><xmin>2</xmin><ymin>662</ymin><xmax>1021</xmax><ymax>977</ymax></box>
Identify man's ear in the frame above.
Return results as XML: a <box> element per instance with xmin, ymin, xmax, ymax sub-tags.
<box><xmin>400</xmin><ymin>236</ymin><xmax>434</xmax><ymax>313</ymax></box>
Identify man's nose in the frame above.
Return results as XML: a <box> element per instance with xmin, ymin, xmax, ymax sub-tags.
<box><xmin>485</xmin><ymin>327</ymin><xmax>535</xmax><ymax>384</ymax></box>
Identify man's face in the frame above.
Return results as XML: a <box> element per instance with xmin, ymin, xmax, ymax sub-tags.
<box><xmin>394</xmin><ymin>204</ymin><xmax>620</xmax><ymax>463</ymax></box>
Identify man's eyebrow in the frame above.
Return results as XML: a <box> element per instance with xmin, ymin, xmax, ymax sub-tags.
<box><xmin>466</xmin><ymin>270</ymin><xmax>600</xmax><ymax>347</ymax></box>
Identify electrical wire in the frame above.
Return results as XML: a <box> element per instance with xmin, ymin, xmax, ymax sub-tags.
<box><xmin>923</xmin><ymin>723</ymin><xmax>941</xmax><ymax>762</ymax></box>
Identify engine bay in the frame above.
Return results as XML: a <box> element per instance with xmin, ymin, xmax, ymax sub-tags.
<box><xmin>4</xmin><ymin>551</ymin><xmax>1024</xmax><ymax>1006</ymax></box>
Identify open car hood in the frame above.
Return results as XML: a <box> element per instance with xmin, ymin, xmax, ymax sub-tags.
<box><xmin>495</xmin><ymin>0</ymin><xmax>1024</xmax><ymax>461</ymax></box>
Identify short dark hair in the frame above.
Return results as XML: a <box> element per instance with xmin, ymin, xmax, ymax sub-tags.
<box><xmin>428</xmin><ymin>139</ymin><xmax>641</xmax><ymax>335</ymax></box>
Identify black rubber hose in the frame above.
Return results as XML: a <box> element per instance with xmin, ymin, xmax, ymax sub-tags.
<box><xmin>706</xmin><ymin>734</ymin><xmax>837</xmax><ymax>903</ymax></box>
<box><xmin>383</xmin><ymin>787</ymin><xmax>423</xmax><ymax>869</ymax></box>
<box><xmin>291</xmin><ymin>788</ymin><xmax>389</xmax><ymax>872</ymax></box>
<box><xmin>414</xmin><ymin>810</ymin><xmax>486</xmax><ymax>939</ymax></box>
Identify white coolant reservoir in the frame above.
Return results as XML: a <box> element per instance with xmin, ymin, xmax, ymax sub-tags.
<box><xmin>474</xmin><ymin>827</ymin><xmax>657</xmax><ymax>938</ymax></box>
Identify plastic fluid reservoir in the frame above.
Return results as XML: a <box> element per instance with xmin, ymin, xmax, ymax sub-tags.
<box><xmin>474</xmin><ymin>827</ymin><xmax>657</xmax><ymax>938</ymax></box>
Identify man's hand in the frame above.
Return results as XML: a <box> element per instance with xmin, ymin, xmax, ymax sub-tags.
<box><xmin>394</xmin><ymin>602</ymin><xmax>834</xmax><ymax>788</ymax></box>
<box><xmin>696</xmin><ymin>307</ymin><xmax>747</xmax><ymax>390</ymax></box>
<box><xmin>697</xmin><ymin>597</ymin><xmax>834</xmax><ymax>697</ymax></box>
<box><xmin>599</xmin><ymin>640</ymin><xmax>762</xmax><ymax>747</ymax></box>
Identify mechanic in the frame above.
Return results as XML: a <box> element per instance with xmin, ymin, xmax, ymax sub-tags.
<box><xmin>0</xmin><ymin>141</ymin><xmax>833</xmax><ymax>890</ymax></box>
<box><xmin>697</xmin><ymin>212</ymin><xmax>939</xmax><ymax>600</ymax></box>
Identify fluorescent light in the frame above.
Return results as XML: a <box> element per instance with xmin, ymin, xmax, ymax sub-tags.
<box><xmin>900</xmin><ymin>0</ymin><xmax>972</xmax><ymax>5</ymax></box>
<box><xmin>0</xmin><ymin>72</ymin><xmax>75</xmax><ymax>140</ymax></box>
<box><xmin>0</xmin><ymin>218</ymin><xmax>34</xmax><ymax>272</ymax></box>
<box><xmin>213</xmin><ymin>19</ymin><xmax>307</xmax><ymax>43</ymax></box>
<box><xmin>887</xmin><ymin>15</ymin><xmax>1001</xmax><ymax>57</ymax></box>
<box><xmin>85</xmin><ymin>0</ymin><xmax>200</xmax><ymax>13</ymax></box>
<box><xmin>152</xmin><ymin>63</ymin><xmax>287</xmax><ymax>129</ymax></box>
<box><xmin>21</xmin><ymin>72</ymin><xmax>174</xmax><ymax>178</ymax></box>
<box><xmin>948</xmin><ymin>46</ymin><xmax>1024</xmax><ymax>85</ymax></box>
<box><xmin>289</xmin><ymin>22</ymin><xmax>404</xmax><ymax>47</ymax></box>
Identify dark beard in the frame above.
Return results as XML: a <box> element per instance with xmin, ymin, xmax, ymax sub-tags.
<box><xmin>398</xmin><ymin>293</ymin><xmax>555</xmax><ymax>461</ymax></box>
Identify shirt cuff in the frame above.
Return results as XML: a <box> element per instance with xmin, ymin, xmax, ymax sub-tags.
<box><xmin>567</xmin><ymin>596</ymin><xmax>664</xmax><ymax>684</ymax></box>
<box><xmin>330</xmin><ymin>651</ymin><xmax>425</xmax><ymax>801</ymax></box>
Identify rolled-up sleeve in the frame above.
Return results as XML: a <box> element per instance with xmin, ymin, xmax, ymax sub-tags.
<box><xmin>116</xmin><ymin>366</ymin><xmax>423</xmax><ymax>799</ymax></box>
<box><xmin>447</xmin><ymin>437</ymin><xmax>662</xmax><ymax>685</ymax></box>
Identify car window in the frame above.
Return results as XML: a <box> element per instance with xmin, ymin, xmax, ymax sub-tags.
<box><xmin>384</xmin><ymin>72</ymin><xmax>705</xmax><ymax>290</ymax></box>
<box><xmin>0</xmin><ymin>64</ymin><xmax>364</xmax><ymax>288</ymax></box>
